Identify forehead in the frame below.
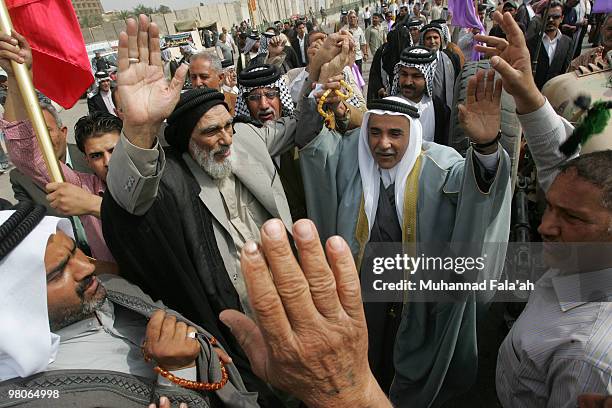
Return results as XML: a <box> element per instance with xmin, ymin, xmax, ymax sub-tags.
<box><xmin>196</xmin><ymin>104</ymin><xmax>231</xmax><ymax>127</ymax></box>
<box><xmin>84</xmin><ymin>132</ymin><xmax>119</xmax><ymax>151</ymax></box>
<box><xmin>42</xmin><ymin>109</ymin><xmax>59</xmax><ymax>128</ymax></box>
<box><xmin>368</xmin><ymin>113</ymin><xmax>410</xmax><ymax>129</ymax></box>
<box><xmin>45</xmin><ymin>230</ymin><xmax>73</xmax><ymax>271</ymax></box>
<box><xmin>190</xmin><ymin>58</ymin><xmax>214</xmax><ymax>73</ymax></box>
<box><xmin>548</xmin><ymin>168</ymin><xmax>605</xmax><ymax>211</ymax></box>
<box><xmin>248</xmin><ymin>86</ymin><xmax>277</xmax><ymax>94</ymax></box>
<box><xmin>400</xmin><ymin>66</ymin><xmax>423</xmax><ymax>75</ymax></box>
<box><xmin>424</xmin><ymin>30</ymin><xmax>441</xmax><ymax>39</ymax></box>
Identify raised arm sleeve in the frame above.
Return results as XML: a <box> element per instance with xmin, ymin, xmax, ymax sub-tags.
<box><xmin>106</xmin><ymin>133</ymin><xmax>165</xmax><ymax>216</ymax></box>
<box><xmin>518</xmin><ymin>99</ymin><xmax>575</xmax><ymax>193</ymax></box>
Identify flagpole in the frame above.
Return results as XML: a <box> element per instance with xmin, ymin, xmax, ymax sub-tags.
<box><xmin>0</xmin><ymin>0</ymin><xmax>64</xmax><ymax>183</ymax></box>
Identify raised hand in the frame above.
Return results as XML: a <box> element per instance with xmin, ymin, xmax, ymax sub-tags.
<box><xmin>319</xmin><ymin>37</ymin><xmax>355</xmax><ymax>83</ymax></box>
<box><xmin>117</xmin><ymin>15</ymin><xmax>188</xmax><ymax>148</ymax></box>
<box><xmin>308</xmin><ymin>31</ymin><xmax>354</xmax><ymax>81</ymax></box>
<box><xmin>220</xmin><ymin>219</ymin><xmax>391</xmax><ymax>408</ymax></box>
<box><xmin>267</xmin><ymin>35</ymin><xmax>286</xmax><ymax>58</ymax></box>
<box><xmin>458</xmin><ymin>69</ymin><xmax>502</xmax><ymax>150</ymax></box>
<box><xmin>474</xmin><ymin>11</ymin><xmax>544</xmax><ymax>114</ymax></box>
<box><xmin>0</xmin><ymin>30</ymin><xmax>32</xmax><ymax>75</ymax></box>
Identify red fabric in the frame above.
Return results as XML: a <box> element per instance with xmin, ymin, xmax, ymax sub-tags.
<box><xmin>6</xmin><ymin>0</ymin><xmax>94</xmax><ymax>108</ymax></box>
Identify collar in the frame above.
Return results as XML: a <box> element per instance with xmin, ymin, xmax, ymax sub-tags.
<box><xmin>55</xmin><ymin>299</ymin><xmax>115</xmax><ymax>341</ymax></box>
<box><xmin>64</xmin><ymin>146</ymin><xmax>73</xmax><ymax>168</ymax></box>
<box><xmin>552</xmin><ymin>268</ymin><xmax>612</xmax><ymax>312</ymax></box>
<box><xmin>543</xmin><ymin>29</ymin><xmax>562</xmax><ymax>43</ymax></box>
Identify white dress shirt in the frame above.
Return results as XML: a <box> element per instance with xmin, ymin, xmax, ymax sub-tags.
<box><xmin>542</xmin><ymin>29</ymin><xmax>562</xmax><ymax>61</ymax></box>
<box><xmin>100</xmin><ymin>90</ymin><xmax>116</xmax><ymax>116</ymax></box>
<box><xmin>298</xmin><ymin>34</ymin><xmax>306</xmax><ymax>63</ymax></box>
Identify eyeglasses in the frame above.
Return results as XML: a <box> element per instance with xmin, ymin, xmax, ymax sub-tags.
<box><xmin>547</xmin><ymin>14</ymin><xmax>562</xmax><ymax>20</ymax></box>
<box><xmin>246</xmin><ymin>90</ymin><xmax>280</xmax><ymax>102</ymax></box>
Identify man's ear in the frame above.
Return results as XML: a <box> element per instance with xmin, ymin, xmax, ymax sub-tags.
<box><xmin>61</xmin><ymin>126</ymin><xmax>68</xmax><ymax>138</ymax></box>
<box><xmin>219</xmin><ymin>72</ymin><xmax>226</xmax><ymax>83</ymax></box>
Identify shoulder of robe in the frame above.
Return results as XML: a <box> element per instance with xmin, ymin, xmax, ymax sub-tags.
<box><xmin>421</xmin><ymin>141</ymin><xmax>463</xmax><ymax>171</ymax></box>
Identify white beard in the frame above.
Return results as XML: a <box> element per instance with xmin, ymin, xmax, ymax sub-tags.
<box><xmin>189</xmin><ymin>139</ymin><xmax>232</xmax><ymax>180</ymax></box>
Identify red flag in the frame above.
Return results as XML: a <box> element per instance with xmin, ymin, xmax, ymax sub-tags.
<box><xmin>6</xmin><ymin>0</ymin><xmax>94</xmax><ymax>109</ymax></box>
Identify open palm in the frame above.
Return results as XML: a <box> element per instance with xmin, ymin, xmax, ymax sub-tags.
<box><xmin>117</xmin><ymin>16</ymin><xmax>187</xmax><ymax>144</ymax></box>
<box><xmin>458</xmin><ymin>69</ymin><xmax>502</xmax><ymax>144</ymax></box>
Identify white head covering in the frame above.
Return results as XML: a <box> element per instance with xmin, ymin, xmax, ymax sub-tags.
<box><xmin>358</xmin><ymin>96</ymin><xmax>423</xmax><ymax>235</ymax></box>
<box><xmin>0</xmin><ymin>212</ymin><xmax>73</xmax><ymax>381</ymax></box>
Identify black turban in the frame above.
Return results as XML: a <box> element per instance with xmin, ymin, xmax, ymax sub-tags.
<box><xmin>367</xmin><ymin>98</ymin><xmax>420</xmax><ymax>118</ymax></box>
<box><xmin>237</xmin><ymin>64</ymin><xmax>281</xmax><ymax>88</ymax></box>
<box><xmin>164</xmin><ymin>88</ymin><xmax>228</xmax><ymax>153</ymax></box>
<box><xmin>420</xmin><ymin>23</ymin><xmax>444</xmax><ymax>34</ymax></box>
<box><xmin>407</xmin><ymin>19</ymin><xmax>424</xmax><ymax>28</ymax></box>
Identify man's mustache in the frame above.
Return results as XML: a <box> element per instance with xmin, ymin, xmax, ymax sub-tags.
<box><xmin>258</xmin><ymin>108</ymin><xmax>275</xmax><ymax>116</ymax></box>
<box><xmin>401</xmin><ymin>85</ymin><xmax>417</xmax><ymax>91</ymax></box>
<box><xmin>76</xmin><ymin>275</ymin><xmax>94</xmax><ymax>299</ymax></box>
<box><xmin>375</xmin><ymin>148</ymin><xmax>397</xmax><ymax>155</ymax></box>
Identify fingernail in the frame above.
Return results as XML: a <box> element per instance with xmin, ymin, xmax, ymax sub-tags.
<box><xmin>329</xmin><ymin>236</ymin><xmax>345</xmax><ymax>251</ymax></box>
<box><xmin>148</xmin><ymin>404</ymin><xmax>156</xmax><ymax>408</ymax></box>
<box><xmin>243</xmin><ymin>240</ymin><xmax>259</xmax><ymax>256</ymax></box>
<box><xmin>180</xmin><ymin>403</ymin><xmax>188</xmax><ymax>408</ymax></box>
<box><xmin>263</xmin><ymin>219</ymin><xmax>283</xmax><ymax>239</ymax></box>
<box><xmin>160</xmin><ymin>397</ymin><xmax>168</xmax><ymax>405</ymax></box>
<box><xmin>294</xmin><ymin>220</ymin><xmax>313</xmax><ymax>240</ymax></box>
<box><xmin>491</xmin><ymin>56</ymin><xmax>499</xmax><ymax>65</ymax></box>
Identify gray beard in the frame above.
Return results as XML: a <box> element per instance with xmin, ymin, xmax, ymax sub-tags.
<box><xmin>48</xmin><ymin>280</ymin><xmax>107</xmax><ymax>332</ymax></box>
<box><xmin>189</xmin><ymin>139</ymin><xmax>232</xmax><ymax>180</ymax></box>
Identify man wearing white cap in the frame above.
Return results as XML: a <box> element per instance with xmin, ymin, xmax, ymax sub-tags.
<box><xmin>299</xmin><ymin>69</ymin><xmax>512</xmax><ymax>406</ymax></box>
<box><xmin>0</xmin><ymin>203</ymin><xmax>254</xmax><ymax>407</ymax></box>
<box><xmin>87</xmin><ymin>71</ymin><xmax>115</xmax><ymax>116</ymax></box>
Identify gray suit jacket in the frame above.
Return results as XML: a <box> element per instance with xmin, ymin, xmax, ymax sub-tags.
<box><xmin>10</xmin><ymin>144</ymin><xmax>92</xmax><ymax>216</ymax></box>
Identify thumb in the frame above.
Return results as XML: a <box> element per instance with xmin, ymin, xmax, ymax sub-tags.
<box><xmin>170</xmin><ymin>63</ymin><xmax>188</xmax><ymax>95</ymax></box>
<box><xmin>490</xmin><ymin>55</ymin><xmax>519</xmax><ymax>82</ymax></box>
<box><xmin>219</xmin><ymin>310</ymin><xmax>268</xmax><ymax>378</ymax></box>
<box><xmin>457</xmin><ymin>104</ymin><xmax>467</xmax><ymax>124</ymax></box>
<box><xmin>45</xmin><ymin>182</ymin><xmax>60</xmax><ymax>193</ymax></box>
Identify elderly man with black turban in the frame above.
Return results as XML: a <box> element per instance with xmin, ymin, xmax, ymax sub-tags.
<box><xmin>389</xmin><ymin>46</ymin><xmax>451</xmax><ymax>145</ymax></box>
<box><xmin>101</xmin><ymin>16</ymin><xmax>349</xmax><ymax>406</ymax></box>
<box><xmin>420</xmin><ymin>22</ymin><xmax>460</xmax><ymax>109</ymax></box>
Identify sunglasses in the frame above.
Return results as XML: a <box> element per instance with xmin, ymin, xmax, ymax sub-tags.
<box><xmin>246</xmin><ymin>90</ymin><xmax>280</xmax><ymax>102</ymax></box>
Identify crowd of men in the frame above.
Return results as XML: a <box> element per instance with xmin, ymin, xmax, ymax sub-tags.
<box><xmin>0</xmin><ymin>0</ymin><xmax>611</xmax><ymax>407</ymax></box>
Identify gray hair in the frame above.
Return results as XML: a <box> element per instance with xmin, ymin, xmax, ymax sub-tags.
<box><xmin>560</xmin><ymin>150</ymin><xmax>612</xmax><ymax>210</ymax></box>
<box><xmin>39</xmin><ymin>101</ymin><xmax>63</xmax><ymax>128</ymax></box>
<box><xmin>190</xmin><ymin>51</ymin><xmax>222</xmax><ymax>73</ymax></box>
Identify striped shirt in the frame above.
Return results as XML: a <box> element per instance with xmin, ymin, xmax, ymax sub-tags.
<box><xmin>496</xmin><ymin>268</ymin><xmax>612</xmax><ymax>408</ymax></box>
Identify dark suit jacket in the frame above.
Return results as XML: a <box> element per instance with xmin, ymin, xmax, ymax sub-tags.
<box><xmin>290</xmin><ymin>33</ymin><xmax>309</xmax><ymax>67</ymax></box>
<box><xmin>433</xmin><ymin>95</ymin><xmax>451</xmax><ymax>146</ymax></box>
<box><xmin>527</xmin><ymin>33</ymin><xmax>572</xmax><ymax>89</ymax></box>
<box><xmin>10</xmin><ymin>144</ymin><xmax>92</xmax><ymax>216</ymax></box>
<box><xmin>87</xmin><ymin>92</ymin><xmax>113</xmax><ymax>115</ymax></box>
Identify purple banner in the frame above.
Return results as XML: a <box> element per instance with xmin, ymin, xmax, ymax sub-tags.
<box><xmin>593</xmin><ymin>0</ymin><xmax>612</xmax><ymax>13</ymax></box>
<box><xmin>448</xmin><ymin>0</ymin><xmax>485</xmax><ymax>61</ymax></box>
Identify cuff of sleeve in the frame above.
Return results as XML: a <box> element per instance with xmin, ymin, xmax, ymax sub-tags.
<box><xmin>1</xmin><ymin>119</ymin><xmax>34</xmax><ymax>140</ymax></box>
<box><xmin>157</xmin><ymin>365</ymin><xmax>198</xmax><ymax>387</ymax></box>
<box><xmin>473</xmin><ymin>149</ymin><xmax>500</xmax><ymax>172</ymax></box>
<box><xmin>121</xmin><ymin>132</ymin><xmax>162</xmax><ymax>178</ymax></box>
<box><xmin>308</xmin><ymin>83</ymin><xmax>324</xmax><ymax>99</ymax></box>
<box><xmin>517</xmin><ymin>98</ymin><xmax>557</xmax><ymax>135</ymax></box>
